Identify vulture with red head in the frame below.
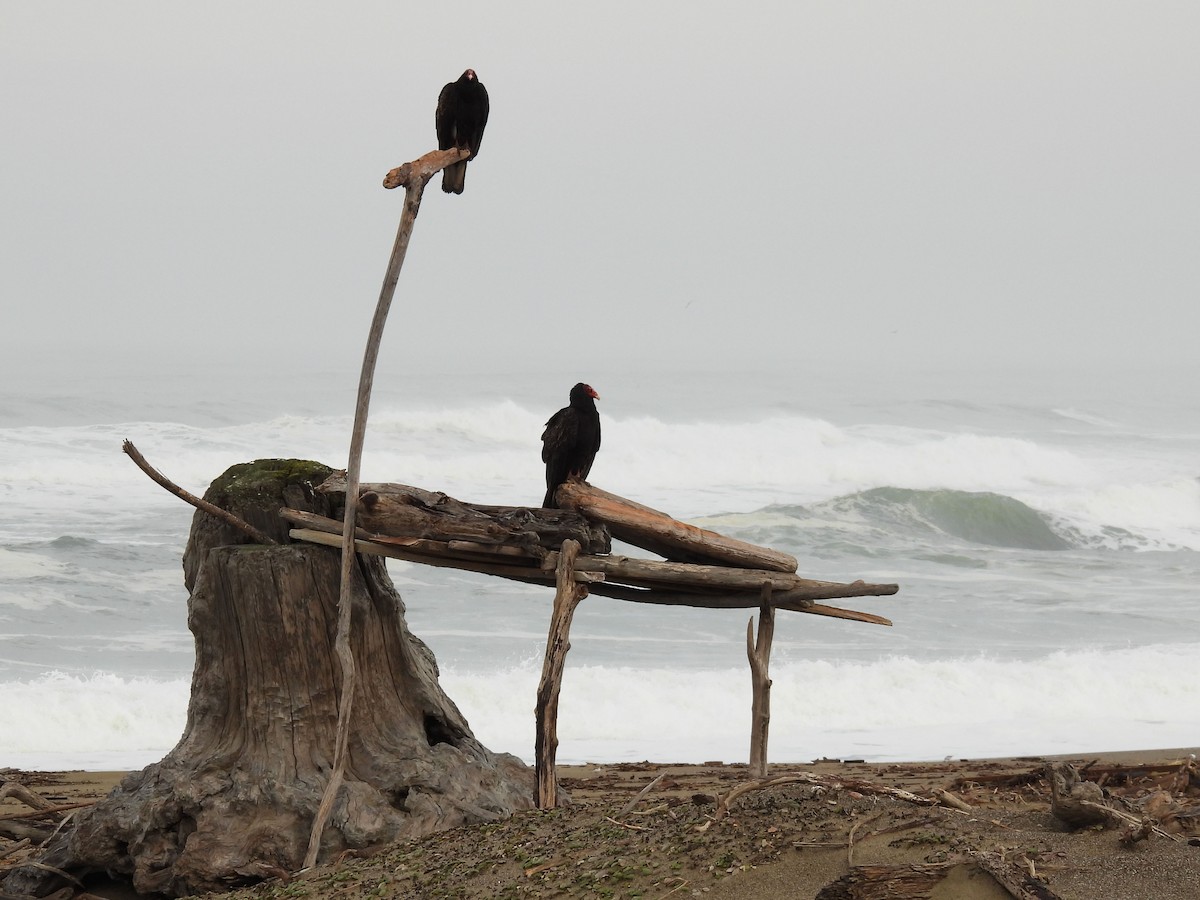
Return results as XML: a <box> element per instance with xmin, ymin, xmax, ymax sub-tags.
<box><xmin>541</xmin><ymin>383</ymin><xmax>601</xmax><ymax>508</ymax></box>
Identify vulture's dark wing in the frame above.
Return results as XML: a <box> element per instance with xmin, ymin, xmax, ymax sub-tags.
<box><xmin>541</xmin><ymin>408</ymin><xmax>578</xmax><ymax>465</ymax></box>
<box><xmin>465</xmin><ymin>83</ymin><xmax>489</xmax><ymax>158</ymax></box>
<box><xmin>541</xmin><ymin>408</ymin><xmax>581</xmax><ymax>507</ymax></box>
<box><xmin>435</xmin><ymin>82</ymin><xmax>456</xmax><ymax>151</ymax></box>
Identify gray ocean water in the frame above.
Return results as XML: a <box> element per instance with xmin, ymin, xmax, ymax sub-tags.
<box><xmin>2</xmin><ymin>364</ymin><xmax>1198</xmax><ymax>769</ymax></box>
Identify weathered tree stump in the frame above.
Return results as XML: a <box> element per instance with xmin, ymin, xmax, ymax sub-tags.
<box><xmin>3</xmin><ymin>459</ymin><xmax>532</xmax><ymax>898</ymax></box>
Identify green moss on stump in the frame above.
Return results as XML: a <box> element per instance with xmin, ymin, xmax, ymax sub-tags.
<box><xmin>205</xmin><ymin>459</ymin><xmax>335</xmax><ymax>507</ymax></box>
<box><xmin>183</xmin><ymin>458</ymin><xmax>341</xmax><ymax>592</ymax></box>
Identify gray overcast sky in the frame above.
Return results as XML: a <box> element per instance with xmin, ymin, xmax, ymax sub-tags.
<box><xmin>2</xmin><ymin>2</ymin><xmax>1198</xmax><ymax>390</ymax></box>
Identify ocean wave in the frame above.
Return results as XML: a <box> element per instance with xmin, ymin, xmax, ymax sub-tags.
<box><xmin>702</xmin><ymin>481</ymin><xmax>1200</xmax><ymax>554</ymax></box>
<box><xmin>822</xmin><ymin>487</ymin><xmax>1071</xmax><ymax>551</ymax></box>
<box><xmin>699</xmin><ymin>487</ymin><xmax>1073</xmax><ymax>553</ymax></box>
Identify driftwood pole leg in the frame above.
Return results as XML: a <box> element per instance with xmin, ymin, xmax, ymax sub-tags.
<box><xmin>303</xmin><ymin>148</ymin><xmax>467</xmax><ymax>870</ymax></box>
<box><xmin>747</xmin><ymin>582</ymin><xmax>775</xmax><ymax>779</ymax></box>
<box><xmin>535</xmin><ymin>539</ymin><xmax>588</xmax><ymax>808</ymax></box>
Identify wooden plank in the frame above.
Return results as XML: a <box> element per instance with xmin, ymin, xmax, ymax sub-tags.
<box><xmin>759</xmin><ymin>581</ymin><xmax>900</xmax><ymax>603</ymax></box>
<box><xmin>289</xmin><ymin>528</ymin><xmax>562</xmax><ymax>583</ymax></box>
<box><xmin>586</xmin><ymin>583</ymin><xmax>893</xmax><ymax>625</ymax></box>
<box><xmin>378</xmin><ymin>535</ymin><xmax>545</xmax><ymax>563</ymax></box>
<box><xmin>281</xmin><ymin>507</ymin><xmax>365</xmax><ymax>536</ymax></box>
<box><xmin>556</xmin><ymin>481</ymin><xmax>798</xmax><ymax>572</ymax></box>
<box><xmin>571</xmin><ymin>553</ymin><xmax>897</xmax><ymax>598</ymax></box>
<box><xmin>283</xmin><ymin>512</ymin><xmax>548</xmax><ymax>563</ymax></box>
<box><xmin>446</xmin><ymin>540</ymin><xmax>537</xmax><ymax>557</ymax></box>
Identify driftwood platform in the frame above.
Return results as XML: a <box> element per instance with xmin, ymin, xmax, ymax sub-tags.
<box><xmin>289</xmin><ymin>473</ymin><xmax>901</xmax><ymax>806</ymax></box>
<box><xmin>288</xmin><ymin>474</ymin><xmax>899</xmax><ymax>626</ymax></box>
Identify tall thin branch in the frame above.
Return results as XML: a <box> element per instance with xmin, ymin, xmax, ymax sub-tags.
<box><xmin>302</xmin><ymin>146</ymin><xmax>468</xmax><ymax>871</ymax></box>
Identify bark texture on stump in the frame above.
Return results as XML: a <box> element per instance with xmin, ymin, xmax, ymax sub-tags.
<box><xmin>3</xmin><ymin>459</ymin><xmax>532</xmax><ymax>898</ymax></box>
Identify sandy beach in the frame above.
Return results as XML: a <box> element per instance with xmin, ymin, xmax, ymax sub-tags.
<box><xmin>4</xmin><ymin>748</ymin><xmax>1198</xmax><ymax>900</ymax></box>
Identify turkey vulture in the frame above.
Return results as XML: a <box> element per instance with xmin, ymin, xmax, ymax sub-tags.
<box><xmin>541</xmin><ymin>383</ymin><xmax>601</xmax><ymax>508</ymax></box>
<box><xmin>435</xmin><ymin>69</ymin><xmax>489</xmax><ymax>194</ymax></box>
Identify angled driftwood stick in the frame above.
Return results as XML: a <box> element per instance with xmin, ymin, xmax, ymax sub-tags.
<box><xmin>617</xmin><ymin>773</ymin><xmax>667</xmax><ymax>818</ymax></box>
<box><xmin>122</xmin><ymin>439</ymin><xmax>277</xmax><ymax>545</ymax></box>
<box><xmin>556</xmin><ymin>480</ymin><xmax>799</xmax><ymax>572</ymax></box>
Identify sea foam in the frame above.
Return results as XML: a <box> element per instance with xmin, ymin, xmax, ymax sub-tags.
<box><xmin>7</xmin><ymin>646</ymin><xmax>1197</xmax><ymax>771</ymax></box>
<box><xmin>2</xmin><ymin>672</ymin><xmax>189</xmax><ymax>766</ymax></box>
<box><xmin>449</xmin><ymin>644</ymin><xmax>1200</xmax><ymax>764</ymax></box>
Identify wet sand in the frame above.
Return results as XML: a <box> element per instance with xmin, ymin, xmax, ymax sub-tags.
<box><xmin>3</xmin><ymin>748</ymin><xmax>1198</xmax><ymax>899</ymax></box>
